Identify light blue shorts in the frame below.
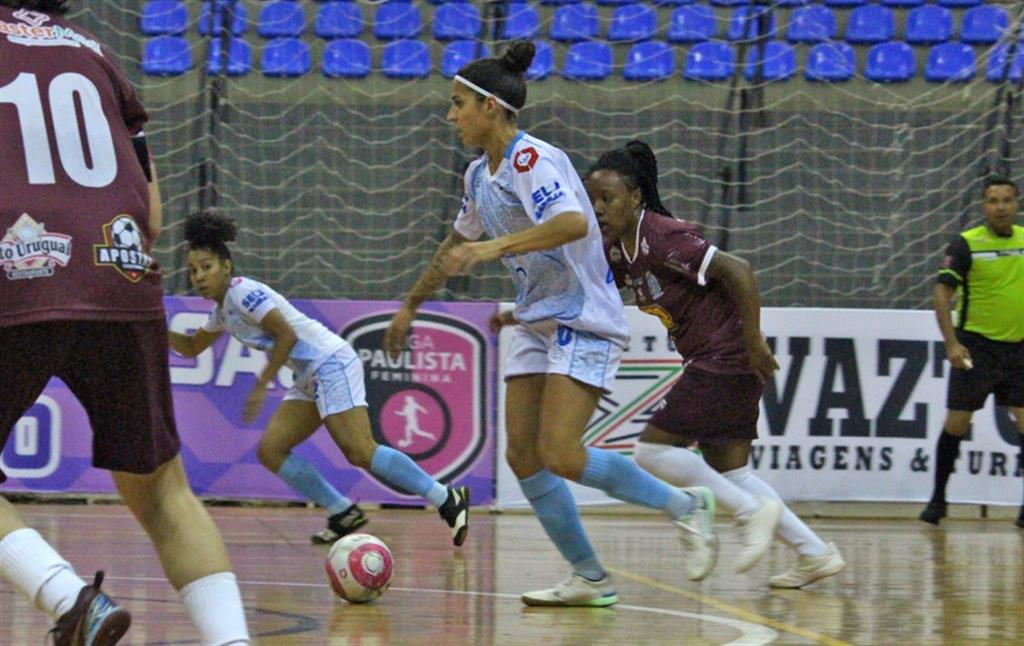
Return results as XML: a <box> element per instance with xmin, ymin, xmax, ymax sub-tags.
<box><xmin>505</xmin><ymin>323</ymin><xmax>622</xmax><ymax>391</ymax></box>
<box><xmin>284</xmin><ymin>346</ymin><xmax>367</xmax><ymax>418</ymax></box>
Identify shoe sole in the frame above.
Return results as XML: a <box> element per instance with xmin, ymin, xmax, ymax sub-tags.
<box><xmin>520</xmin><ymin>593</ymin><xmax>619</xmax><ymax>608</ymax></box>
<box><xmin>92</xmin><ymin>608</ymin><xmax>132</xmax><ymax>645</ymax></box>
<box><xmin>452</xmin><ymin>487</ymin><xmax>470</xmax><ymax>547</ymax></box>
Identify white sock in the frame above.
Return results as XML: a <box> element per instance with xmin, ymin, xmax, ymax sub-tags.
<box><xmin>634</xmin><ymin>442</ymin><xmax>761</xmax><ymax>517</ymax></box>
<box><xmin>0</xmin><ymin>528</ymin><xmax>86</xmax><ymax>618</ymax></box>
<box><xmin>722</xmin><ymin>466</ymin><xmax>829</xmax><ymax>557</ymax></box>
<box><xmin>180</xmin><ymin>572</ymin><xmax>251</xmax><ymax>645</ymax></box>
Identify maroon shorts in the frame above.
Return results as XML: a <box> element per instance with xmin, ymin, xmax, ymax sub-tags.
<box><xmin>0</xmin><ymin>320</ymin><xmax>180</xmax><ymax>483</ymax></box>
<box><xmin>648</xmin><ymin>366</ymin><xmax>764</xmax><ymax>445</ymax></box>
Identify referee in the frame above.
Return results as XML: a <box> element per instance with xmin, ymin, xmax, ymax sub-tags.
<box><xmin>921</xmin><ymin>175</ymin><xmax>1023</xmax><ymax>528</ymax></box>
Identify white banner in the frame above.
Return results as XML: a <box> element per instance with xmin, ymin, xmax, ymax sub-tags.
<box><xmin>496</xmin><ymin>307</ymin><xmax>1022</xmax><ymax>508</ymax></box>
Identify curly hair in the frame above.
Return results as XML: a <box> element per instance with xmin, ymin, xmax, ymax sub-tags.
<box><xmin>184</xmin><ymin>211</ymin><xmax>237</xmax><ymax>262</ymax></box>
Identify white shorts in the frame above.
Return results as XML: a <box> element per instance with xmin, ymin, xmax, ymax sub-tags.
<box><xmin>284</xmin><ymin>346</ymin><xmax>367</xmax><ymax>418</ymax></box>
<box><xmin>505</xmin><ymin>323</ymin><xmax>622</xmax><ymax>391</ymax></box>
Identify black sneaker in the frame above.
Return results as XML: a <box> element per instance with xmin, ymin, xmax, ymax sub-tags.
<box><xmin>919</xmin><ymin>500</ymin><xmax>947</xmax><ymax>525</ymax></box>
<box><xmin>438</xmin><ymin>486</ymin><xmax>470</xmax><ymax>546</ymax></box>
<box><xmin>1016</xmin><ymin>506</ymin><xmax>1023</xmax><ymax>529</ymax></box>
<box><xmin>49</xmin><ymin>571</ymin><xmax>131</xmax><ymax>646</ymax></box>
<box><xmin>311</xmin><ymin>504</ymin><xmax>368</xmax><ymax>545</ymax></box>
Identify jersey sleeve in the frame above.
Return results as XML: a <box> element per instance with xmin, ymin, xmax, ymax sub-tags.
<box><xmin>511</xmin><ymin>153</ymin><xmax>584</xmax><ymax>224</ymax></box>
<box><xmin>453</xmin><ymin>161</ymin><xmax>484</xmax><ymax>241</ymax></box>
<box><xmin>936</xmin><ymin>236</ymin><xmax>970</xmax><ymax>288</ymax></box>
<box><xmin>229</xmin><ymin>280</ymin><xmax>276</xmax><ymax>324</ymax></box>
<box><xmin>658</xmin><ymin>221</ymin><xmax>716</xmax><ymax>287</ymax></box>
<box><xmin>200</xmin><ymin>309</ymin><xmax>224</xmax><ymax>333</ymax></box>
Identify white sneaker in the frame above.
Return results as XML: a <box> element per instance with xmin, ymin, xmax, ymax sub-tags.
<box><xmin>734</xmin><ymin>497</ymin><xmax>783</xmax><ymax>573</ymax></box>
<box><xmin>674</xmin><ymin>486</ymin><xmax>719</xmax><ymax>581</ymax></box>
<box><xmin>769</xmin><ymin>543</ymin><xmax>845</xmax><ymax>589</ymax></box>
<box><xmin>521</xmin><ymin>573</ymin><xmax>619</xmax><ymax>607</ymax></box>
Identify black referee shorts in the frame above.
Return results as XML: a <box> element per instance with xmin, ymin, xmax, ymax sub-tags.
<box><xmin>947</xmin><ymin>330</ymin><xmax>1024</xmax><ymax>411</ymax></box>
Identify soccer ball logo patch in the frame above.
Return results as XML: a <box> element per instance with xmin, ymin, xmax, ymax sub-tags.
<box><xmin>93</xmin><ymin>215</ymin><xmax>154</xmax><ymax>282</ymax></box>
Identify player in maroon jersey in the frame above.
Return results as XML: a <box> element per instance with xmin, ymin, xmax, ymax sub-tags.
<box><xmin>0</xmin><ymin>2</ymin><xmax>249</xmax><ymax>643</ymax></box>
<box><xmin>585</xmin><ymin>141</ymin><xmax>846</xmax><ymax>588</ymax></box>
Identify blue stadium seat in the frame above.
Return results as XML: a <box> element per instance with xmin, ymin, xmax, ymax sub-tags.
<box><xmin>667</xmin><ymin>4</ymin><xmax>715</xmax><ymax>44</ymax></box>
<box><xmin>774</xmin><ymin>0</ymin><xmax>812</xmax><ymax>7</ymax></box>
<box><xmin>322</xmin><ymin>38</ymin><xmax>371</xmax><ymax>78</ymax></box>
<box><xmin>986</xmin><ymin>44</ymin><xmax>1024</xmax><ymax>82</ymax></box>
<box><xmin>881</xmin><ymin>0</ymin><xmax>923</xmax><ymax>7</ymax></box>
<box><xmin>441</xmin><ymin>40</ymin><xmax>491</xmax><ymax>78</ymax></box>
<box><xmin>845</xmin><ymin>5</ymin><xmax>895</xmax><ymax>45</ymax></box>
<box><xmin>825</xmin><ymin>0</ymin><xmax>866</xmax><ymax>7</ymax></box>
<box><xmin>261</xmin><ymin>38</ymin><xmax>310</xmax><ymax>77</ymax></box>
<box><xmin>905</xmin><ymin>5</ymin><xmax>954</xmax><ymax>46</ymax></box>
<box><xmin>381</xmin><ymin>39</ymin><xmax>430</xmax><ymax>78</ymax></box>
<box><xmin>142</xmin><ymin>36</ymin><xmax>192</xmax><ymax>76</ymax></box>
<box><xmin>140</xmin><ymin>1</ymin><xmax>187</xmax><ymax>36</ymax></box>
<box><xmin>745</xmin><ymin>41</ymin><xmax>796</xmax><ymax>82</ymax></box>
<box><xmin>787</xmin><ymin>5</ymin><xmax>836</xmax><ymax>44</ymax></box>
<box><xmin>728</xmin><ymin>5</ymin><xmax>777</xmax><ymax>42</ymax></box>
<box><xmin>562</xmin><ymin>41</ymin><xmax>613</xmax><ymax>80</ymax></box>
<box><xmin>652</xmin><ymin>0</ymin><xmax>696</xmax><ymax>5</ymax></box>
<box><xmin>937</xmin><ymin>0</ymin><xmax>981</xmax><ymax>7</ymax></box>
<box><xmin>709</xmin><ymin>0</ymin><xmax>747</xmax><ymax>6</ymax></box>
<box><xmin>864</xmin><ymin>41</ymin><xmax>915</xmax><ymax>82</ymax></box>
<box><xmin>805</xmin><ymin>42</ymin><xmax>856</xmax><ymax>82</ymax></box>
<box><xmin>596</xmin><ymin>0</ymin><xmax>634</xmax><ymax>5</ymax></box>
<box><xmin>315</xmin><ymin>2</ymin><xmax>362</xmax><ymax>39</ymax></box>
<box><xmin>608</xmin><ymin>4</ymin><xmax>657</xmax><ymax>42</ymax></box>
<box><xmin>527</xmin><ymin>40</ymin><xmax>554</xmax><ymax>80</ymax></box>
<box><xmin>925</xmin><ymin>43</ymin><xmax>975</xmax><ymax>82</ymax></box>
<box><xmin>199</xmin><ymin>1</ymin><xmax>247</xmax><ymax>37</ymax></box>
<box><xmin>434</xmin><ymin>3</ymin><xmax>481</xmax><ymax>40</ymax></box>
<box><xmin>623</xmin><ymin>40</ymin><xmax>675</xmax><ymax>81</ymax></box>
<box><xmin>551</xmin><ymin>4</ymin><xmax>600</xmax><ymax>42</ymax></box>
<box><xmin>501</xmin><ymin>3</ymin><xmax>540</xmax><ymax>40</ymax></box>
<box><xmin>374</xmin><ymin>2</ymin><xmax>422</xmax><ymax>40</ymax></box>
<box><xmin>683</xmin><ymin>41</ymin><xmax>735</xmax><ymax>81</ymax></box>
<box><xmin>258</xmin><ymin>1</ymin><xmax>305</xmax><ymax>38</ymax></box>
<box><xmin>207</xmin><ymin>37</ymin><xmax>251</xmax><ymax>76</ymax></box>
<box><xmin>540</xmin><ymin>0</ymin><xmax>582</xmax><ymax>4</ymax></box>
<box><xmin>960</xmin><ymin>6</ymin><xmax>1008</xmax><ymax>45</ymax></box>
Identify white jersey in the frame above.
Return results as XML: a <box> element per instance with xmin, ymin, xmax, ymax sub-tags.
<box><xmin>201</xmin><ymin>276</ymin><xmax>346</xmax><ymax>376</ymax></box>
<box><xmin>454</xmin><ymin>131</ymin><xmax>628</xmax><ymax>345</ymax></box>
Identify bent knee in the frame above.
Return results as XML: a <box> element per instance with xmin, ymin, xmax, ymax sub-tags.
<box><xmin>256</xmin><ymin>441</ymin><xmax>287</xmax><ymax>472</ymax></box>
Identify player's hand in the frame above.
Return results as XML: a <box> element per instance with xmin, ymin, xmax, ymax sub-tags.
<box><xmin>244</xmin><ymin>383</ymin><xmax>268</xmax><ymax>424</ymax></box>
<box><xmin>385</xmin><ymin>306</ymin><xmax>415</xmax><ymax>360</ymax></box>
<box><xmin>745</xmin><ymin>336</ymin><xmax>780</xmax><ymax>382</ymax></box>
<box><xmin>946</xmin><ymin>342</ymin><xmax>973</xmax><ymax>370</ymax></box>
<box><xmin>489</xmin><ymin>310</ymin><xmax>517</xmax><ymax>334</ymax></box>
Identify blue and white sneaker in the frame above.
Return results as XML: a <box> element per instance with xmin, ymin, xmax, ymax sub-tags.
<box><xmin>49</xmin><ymin>571</ymin><xmax>131</xmax><ymax>646</ymax></box>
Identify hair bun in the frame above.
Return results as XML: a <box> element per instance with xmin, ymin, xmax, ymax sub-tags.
<box><xmin>184</xmin><ymin>211</ymin><xmax>238</xmax><ymax>249</ymax></box>
<box><xmin>501</xmin><ymin>40</ymin><xmax>536</xmax><ymax>76</ymax></box>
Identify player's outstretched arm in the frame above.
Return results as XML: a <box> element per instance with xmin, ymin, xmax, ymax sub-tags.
<box><xmin>168</xmin><ymin>328</ymin><xmax>223</xmax><ymax>358</ymax></box>
<box><xmin>385</xmin><ymin>229</ymin><xmax>468</xmax><ymax>359</ymax></box>
<box><xmin>706</xmin><ymin>250</ymin><xmax>779</xmax><ymax>381</ymax></box>
<box><xmin>245</xmin><ymin>309</ymin><xmax>297</xmax><ymax>423</ymax></box>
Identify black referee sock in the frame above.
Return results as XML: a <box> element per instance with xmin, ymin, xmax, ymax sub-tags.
<box><xmin>931</xmin><ymin>431</ymin><xmax>964</xmax><ymax>505</ymax></box>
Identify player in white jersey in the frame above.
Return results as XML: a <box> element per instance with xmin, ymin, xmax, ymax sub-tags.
<box><xmin>385</xmin><ymin>41</ymin><xmax>718</xmax><ymax>607</ymax></box>
<box><xmin>169</xmin><ymin>212</ymin><xmax>469</xmax><ymax>547</ymax></box>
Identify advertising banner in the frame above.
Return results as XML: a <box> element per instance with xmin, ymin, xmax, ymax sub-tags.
<box><xmin>3</xmin><ymin>299</ymin><xmax>498</xmax><ymax>505</ymax></box>
<box><xmin>496</xmin><ymin>307</ymin><xmax>1021</xmax><ymax>508</ymax></box>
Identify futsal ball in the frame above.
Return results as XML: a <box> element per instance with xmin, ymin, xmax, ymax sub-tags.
<box><xmin>110</xmin><ymin>217</ymin><xmax>142</xmax><ymax>250</ymax></box>
<box><xmin>325</xmin><ymin>533</ymin><xmax>394</xmax><ymax>603</ymax></box>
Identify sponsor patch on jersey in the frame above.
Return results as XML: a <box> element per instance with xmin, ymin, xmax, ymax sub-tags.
<box><xmin>93</xmin><ymin>215</ymin><xmax>153</xmax><ymax>282</ymax></box>
<box><xmin>1</xmin><ymin>15</ymin><xmax>103</xmax><ymax>55</ymax></box>
<box><xmin>645</xmin><ymin>271</ymin><xmax>663</xmax><ymax>299</ymax></box>
<box><xmin>241</xmin><ymin>288</ymin><xmax>269</xmax><ymax>314</ymax></box>
<box><xmin>512</xmin><ymin>146</ymin><xmax>539</xmax><ymax>173</ymax></box>
<box><xmin>531</xmin><ymin>180</ymin><xmax>566</xmax><ymax>220</ymax></box>
<box><xmin>1</xmin><ymin>213</ymin><xmax>72</xmax><ymax>281</ymax></box>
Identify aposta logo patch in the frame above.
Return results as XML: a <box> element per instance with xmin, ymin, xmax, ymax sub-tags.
<box><xmin>513</xmin><ymin>147</ymin><xmax>539</xmax><ymax>173</ymax></box>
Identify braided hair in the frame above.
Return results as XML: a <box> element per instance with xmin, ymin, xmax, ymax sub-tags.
<box><xmin>588</xmin><ymin>140</ymin><xmax>672</xmax><ymax>218</ymax></box>
<box><xmin>183</xmin><ymin>211</ymin><xmax>236</xmax><ymax>263</ymax></box>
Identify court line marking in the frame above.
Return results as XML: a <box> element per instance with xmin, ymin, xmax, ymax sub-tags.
<box><xmin>606</xmin><ymin>566</ymin><xmax>851</xmax><ymax>646</ymax></box>
<box><xmin>103</xmin><ymin>575</ymin><xmax>778</xmax><ymax>645</ymax></box>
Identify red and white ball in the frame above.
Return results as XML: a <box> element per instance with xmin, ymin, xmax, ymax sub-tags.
<box><xmin>324</xmin><ymin>533</ymin><xmax>394</xmax><ymax>603</ymax></box>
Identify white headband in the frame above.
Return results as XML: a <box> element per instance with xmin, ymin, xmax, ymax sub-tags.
<box><xmin>454</xmin><ymin>75</ymin><xmax>520</xmax><ymax>115</ymax></box>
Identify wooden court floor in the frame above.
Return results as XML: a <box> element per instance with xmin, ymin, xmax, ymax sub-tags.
<box><xmin>1</xmin><ymin>503</ymin><xmax>1021</xmax><ymax>645</ymax></box>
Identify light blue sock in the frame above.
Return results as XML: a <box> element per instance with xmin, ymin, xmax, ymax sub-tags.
<box><xmin>519</xmin><ymin>469</ymin><xmax>605</xmax><ymax>581</ymax></box>
<box><xmin>276</xmin><ymin>454</ymin><xmax>353</xmax><ymax>516</ymax></box>
<box><xmin>580</xmin><ymin>447</ymin><xmax>694</xmax><ymax>520</ymax></box>
<box><xmin>370</xmin><ymin>446</ymin><xmax>449</xmax><ymax>508</ymax></box>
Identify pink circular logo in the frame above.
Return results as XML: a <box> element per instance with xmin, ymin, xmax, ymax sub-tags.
<box><xmin>379</xmin><ymin>389</ymin><xmax>449</xmax><ymax>459</ymax></box>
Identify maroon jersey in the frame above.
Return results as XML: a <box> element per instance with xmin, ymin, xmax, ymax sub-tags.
<box><xmin>606</xmin><ymin>210</ymin><xmax>750</xmax><ymax>374</ymax></box>
<box><xmin>0</xmin><ymin>6</ymin><xmax>163</xmax><ymax>327</ymax></box>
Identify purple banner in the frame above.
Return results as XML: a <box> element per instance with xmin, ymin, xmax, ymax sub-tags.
<box><xmin>2</xmin><ymin>299</ymin><xmax>498</xmax><ymax>505</ymax></box>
